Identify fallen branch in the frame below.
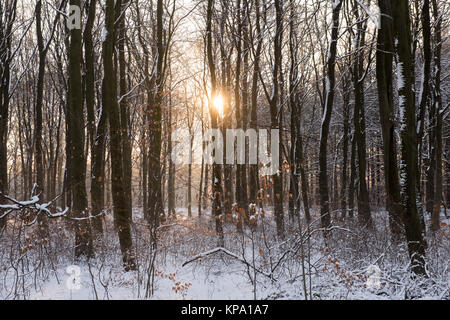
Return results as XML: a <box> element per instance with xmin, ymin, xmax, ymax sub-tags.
<box><xmin>182</xmin><ymin>247</ymin><xmax>274</xmax><ymax>279</ymax></box>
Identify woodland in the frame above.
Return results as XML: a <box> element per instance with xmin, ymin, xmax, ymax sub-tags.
<box><xmin>0</xmin><ymin>0</ymin><xmax>448</xmax><ymax>300</ymax></box>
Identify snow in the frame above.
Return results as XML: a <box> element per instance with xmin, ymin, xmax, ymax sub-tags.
<box><xmin>397</xmin><ymin>62</ymin><xmax>405</xmax><ymax>90</ymax></box>
<box><xmin>101</xmin><ymin>28</ymin><xmax>108</xmax><ymax>43</ymax></box>
<box><xmin>1</xmin><ymin>208</ymin><xmax>448</xmax><ymax>300</ymax></box>
<box><xmin>332</xmin><ymin>0</ymin><xmax>341</xmax><ymax>10</ymax></box>
<box><xmin>0</xmin><ymin>204</ymin><xmax>20</xmax><ymax>210</ymax></box>
<box><xmin>19</xmin><ymin>195</ymin><xmax>40</xmax><ymax>206</ymax></box>
<box><xmin>355</xmin><ymin>0</ymin><xmax>379</xmax><ymax>29</ymax></box>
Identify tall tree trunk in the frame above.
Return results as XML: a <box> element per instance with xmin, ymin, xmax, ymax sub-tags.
<box><xmin>83</xmin><ymin>0</ymin><xmax>104</xmax><ymax>235</ymax></box>
<box><xmin>202</xmin><ymin>164</ymin><xmax>209</xmax><ymax>210</ymax></box>
<box><xmin>146</xmin><ymin>0</ymin><xmax>165</xmax><ymax>232</ymax></box>
<box><xmin>103</xmin><ymin>0</ymin><xmax>135</xmax><ymax>270</ymax></box>
<box><xmin>35</xmin><ymin>0</ymin><xmax>65</xmax><ymax>236</ymax></box>
<box><xmin>352</xmin><ymin>2</ymin><xmax>372</xmax><ymax>227</ymax></box>
<box><xmin>68</xmin><ymin>0</ymin><xmax>93</xmax><ymax>259</ymax></box>
<box><xmin>240</xmin><ymin>1</ymin><xmax>249</xmax><ymax>224</ymax></box>
<box><xmin>234</xmin><ymin>0</ymin><xmax>244</xmax><ymax>232</ymax></box>
<box><xmin>392</xmin><ymin>0</ymin><xmax>427</xmax><ymax>275</ymax></box>
<box><xmin>84</xmin><ymin>0</ymin><xmax>96</xmax><ymax>167</ymax></box>
<box><xmin>220</xmin><ymin>0</ymin><xmax>232</xmax><ymax>219</ymax></box>
<box><xmin>206</xmin><ymin>0</ymin><xmax>224</xmax><ymax>246</ymax></box>
<box><xmin>0</xmin><ymin>0</ymin><xmax>16</xmax><ymax>229</ymax></box>
<box><xmin>348</xmin><ymin>132</ymin><xmax>356</xmax><ymax>218</ymax></box>
<box><xmin>248</xmin><ymin>0</ymin><xmax>262</xmax><ymax>210</ymax></box>
<box><xmin>0</xmin><ymin>1</ymin><xmax>17</xmax><ymax>229</ymax></box>
<box><xmin>198</xmin><ymin>99</ymin><xmax>205</xmax><ymax>217</ymax></box>
<box><xmin>318</xmin><ymin>0</ymin><xmax>342</xmax><ymax>233</ymax></box>
<box><xmin>288</xmin><ymin>0</ymin><xmax>298</xmax><ymax>222</ymax></box>
<box><xmin>376</xmin><ymin>0</ymin><xmax>403</xmax><ymax>238</ymax></box>
<box><xmin>117</xmin><ymin>0</ymin><xmax>133</xmax><ymax>221</ymax></box>
<box><xmin>417</xmin><ymin>0</ymin><xmax>433</xmax><ymax>216</ymax></box>
<box><xmin>298</xmin><ymin>133</ymin><xmax>310</xmax><ymax>223</ymax></box>
<box><xmin>269</xmin><ymin>0</ymin><xmax>284</xmax><ymax>237</ymax></box>
<box><xmin>341</xmin><ymin>77</ymin><xmax>350</xmax><ymax>218</ymax></box>
<box><xmin>168</xmin><ymin>96</ymin><xmax>176</xmax><ymax>218</ymax></box>
<box><xmin>35</xmin><ymin>0</ymin><xmax>46</xmax><ymax>225</ymax></box>
<box><xmin>90</xmin><ymin>109</ymin><xmax>107</xmax><ymax>235</ymax></box>
<box><xmin>142</xmin><ymin>117</ymin><xmax>148</xmax><ymax>215</ymax></box>
<box><xmin>187</xmin><ymin>131</ymin><xmax>193</xmax><ymax>217</ymax></box>
<box><xmin>431</xmin><ymin>0</ymin><xmax>442</xmax><ymax>232</ymax></box>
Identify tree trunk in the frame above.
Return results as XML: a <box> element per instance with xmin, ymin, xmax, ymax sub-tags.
<box><xmin>146</xmin><ymin>0</ymin><xmax>165</xmax><ymax>232</ymax></box>
<box><xmin>103</xmin><ymin>0</ymin><xmax>135</xmax><ymax>270</ymax></box>
<box><xmin>288</xmin><ymin>0</ymin><xmax>298</xmax><ymax>223</ymax></box>
<box><xmin>248</xmin><ymin>0</ymin><xmax>262</xmax><ymax>210</ymax></box>
<box><xmin>352</xmin><ymin>2</ymin><xmax>372</xmax><ymax>227</ymax></box>
<box><xmin>240</xmin><ymin>1</ymin><xmax>250</xmax><ymax>224</ymax></box>
<box><xmin>0</xmin><ymin>0</ymin><xmax>16</xmax><ymax>229</ymax></box>
<box><xmin>83</xmin><ymin>0</ymin><xmax>104</xmax><ymax>235</ymax></box>
<box><xmin>431</xmin><ymin>0</ymin><xmax>442</xmax><ymax>232</ymax></box>
<box><xmin>234</xmin><ymin>0</ymin><xmax>244</xmax><ymax>232</ymax></box>
<box><xmin>118</xmin><ymin>0</ymin><xmax>133</xmax><ymax>222</ymax></box>
<box><xmin>90</xmin><ymin>108</ymin><xmax>107</xmax><ymax>235</ymax></box>
<box><xmin>269</xmin><ymin>0</ymin><xmax>284</xmax><ymax>237</ymax></box>
<box><xmin>416</xmin><ymin>0</ymin><xmax>432</xmax><ymax>216</ymax></box>
<box><xmin>376</xmin><ymin>0</ymin><xmax>403</xmax><ymax>238</ymax></box>
<box><xmin>68</xmin><ymin>0</ymin><xmax>93</xmax><ymax>259</ymax></box>
<box><xmin>36</xmin><ymin>0</ymin><xmax>65</xmax><ymax>236</ymax></box>
<box><xmin>392</xmin><ymin>0</ymin><xmax>427</xmax><ymax>275</ymax></box>
<box><xmin>206</xmin><ymin>0</ymin><xmax>224</xmax><ymax>246</ymax></box>
<box><xmin>341</xmin><ymin>77</ymin><xmax>350</xmax><ymax>218</ymax></box>
<box><xmin>203</xmin><ymin>164</ymin><xmax>209</xmax><ymax>210</ymax></box>
<box><xmin>348</xmin><ymin>132</ymin><xmax>356</xmax><ymax>218</ymax></box>
<box><xmin>319</xmin><ymin>0</ymin><xmax>342</xmax><ymax>233</ymax></box>
<box><xmin>168</xmin><ymin>99</ymin><xmax>176</xmax><ymax>218</ymax></box>
<box><xmin>198</xmin><ymin>100</ymin><xmax>205</xmax><ymax>217</ymax></box>
<box><xmin>187</xmin><ymin>132</ymin><xmax>193</xmax><ymax>217</ymax></box>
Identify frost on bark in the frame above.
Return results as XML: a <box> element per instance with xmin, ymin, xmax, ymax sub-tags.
<box><xmin>392</xmin><ymin>0</ymin><xmax>427</xmax><ymax>276</ymax></box>
<box><xmin>430</xmin><ymin>0</ymin><xmax>443</xmax><ymax>232</ymax></box>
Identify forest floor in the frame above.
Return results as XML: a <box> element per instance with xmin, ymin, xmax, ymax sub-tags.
<box><xmin>1</xmin><ymin>207</ymin><xmax>449</xmax><ymax>300</ymax></box>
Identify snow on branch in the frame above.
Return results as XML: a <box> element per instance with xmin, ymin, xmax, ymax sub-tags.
<box><xmin>0</xmin><ymin>180</ymin><xmax>105</xmax><ymax>227</ymax></box>
<box><xmin>355</xmin><ymin>0</ymin><xmax>379</xmax><ymax>28</ymax></box>
<box><xmin>0</xmin><ymin>192</ymin><xmax>69</xmax><ymax>224</ymax></box>
<box><xmin>0</xmin><ymin>190</ymin><xmax>105</xmax><ymax>226</ymax></box>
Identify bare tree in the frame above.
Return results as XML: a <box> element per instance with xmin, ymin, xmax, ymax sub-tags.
<box><xmin>351</xmin><ymin>0</ymin><xmax>372</xmax><ymax>228</ymax></box>
<box><xmin>392</xmin><ymin>0</ymin><xmax>427</xmax><ymax>275</ymax></box>
<box><xmin>67</xmin><ymin>0</ymin><xmax>93</xmax><ymax>259</ymax></box>
<box><xmin>376</xmin><ymin>0</ymin><xmax>403</xmax><ymax>239</ymax></box>
<box><xmin>206</xmin><ymin>0</ymin><xmax>224</xmax><ymax>246</ymax></box>
<box><xmin>103</xmin><ymin>0</ymin><xmax>135</xmax><ymax>270</ymax></box>
<box><xmin>318</xmin><ymin>0</ymin><xmax>342</xmax><ymax>233</ymax></box>
<box><xmin>0</xmin><ymin>0</ymin><xmax>17</xmax><ymax>229</ymax></box>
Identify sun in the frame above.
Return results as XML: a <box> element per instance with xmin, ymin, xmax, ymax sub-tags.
<box><xmin>212</xmin><ymin>94</ymin><xmax>224</xmax><ymax>117</ymax></box>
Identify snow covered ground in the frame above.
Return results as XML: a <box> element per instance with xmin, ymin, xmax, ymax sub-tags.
<box><xmin>1</xmin><ymin>208</ymin><xmax>449</xmax><ymax>300</ymax></box>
